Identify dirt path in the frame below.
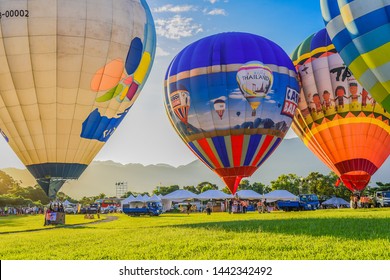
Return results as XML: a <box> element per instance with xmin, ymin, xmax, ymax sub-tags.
<box><xmin>0</xmin><ymin>215</ymin><xmax>118</xmax><ymax>235</ymax></box>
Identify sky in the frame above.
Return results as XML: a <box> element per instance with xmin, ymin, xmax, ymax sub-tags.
<box><xmin>0</xmin><ymin>0</ymin><xmax>325</xmax><ymax>169</ymax></box>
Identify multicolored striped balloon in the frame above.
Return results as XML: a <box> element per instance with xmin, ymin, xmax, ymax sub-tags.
<box><xmin>321</xmin><ymin>0</ymin><xmax>390</xmax><ymax>111</ymax></box>
<box><xmin>291</xmin><ymin>28</ymin><xmax>390</xmax><ymax>193</ymax></box>
<box><xmin>164</xmin><ymin>32</ymin><xmax>299</xmax><ymax>194</ymax></box>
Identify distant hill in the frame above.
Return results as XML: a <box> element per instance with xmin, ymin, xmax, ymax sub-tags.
<box><xmin>2</xmin><ymin>138</ymin><xmax>389</xmax><ymax>198</ymax></box>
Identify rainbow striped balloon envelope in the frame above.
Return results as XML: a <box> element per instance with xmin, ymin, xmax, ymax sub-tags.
<box><xmin>321</xmin><ymin>0</ymin><xmax>390</xmax><ymax>112</ymax></box>
<box><xmin>291</xmin><ymin>28</ymin><xmax>390</xmax><ymax>193</ymax></box>
<box><xmin>164</xmin><ymin>32</ymin><xmax>299</xmax><ymax>194</ymax></box>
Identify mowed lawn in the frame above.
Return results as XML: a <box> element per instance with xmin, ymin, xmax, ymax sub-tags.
<box><xmin>0</xmin><ymin>209</ymin><xmax>389</xmax><ymax>260</ymax></box>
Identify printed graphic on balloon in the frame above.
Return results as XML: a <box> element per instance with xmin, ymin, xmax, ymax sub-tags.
<box><xmin>291</xmin><ymin>28</ymin><xmax>390</xmax><ymax>193</ymax></box>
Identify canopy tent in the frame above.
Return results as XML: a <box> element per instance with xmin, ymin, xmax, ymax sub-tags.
<box><xmin>197</xmin><ymin>190</ymin><xmax>233</xmax><ymax>200</ymax></box>
<box><xmin>322</xmin><ymin>197</ymin><xmax>350</xmax><ymax>208</ymax></box>
<box><xmin>132</xmin><ymin>194</ymin><xmax>147</xmax><ymax>202</ymax></box>
<box><xmin>161</xmin><ymin>190</ymin><xmax>199</xmax><ymax>212</ymax></box>
<box><xmin>148</xmin><ymin>194</ymin><xmax>162</xmax><ymax>202</ymax></box>
<box><xmin>62</xmin><ymin>200</ymin><xmax>74</xmax><ymax>206</ymax></box>
<box><xmin>121</xmin><ymin>195</ymin><xmax>135</xmax><ymax>205</ymax></box>
<box><xmin>162</xmin><ymin>190</ymin><xmax>198</xmax><ymax>201</ymax></box>
<box><xmin>264</xmin><ymin>190</ymin><xmax>298</xmax><ymax>202</ymax></box>
<box><xmin>126</xmin><ymin>194</ymin><xmax>148</xmax><ymax>208</ymax></box>
<box><xmin>235</xmin><ymin>190</ymin><xmax>263</xmax><ymax>200</ymax></box>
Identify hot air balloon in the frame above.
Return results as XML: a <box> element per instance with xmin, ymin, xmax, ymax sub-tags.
<box><xmin>164</xmin><ymin>32</ymin><xmax>299</xmax><ymax>194</ymax></box>
<box><xmin>237</xmin><ymin>61</ymin><xmax>273</xmax><ymax>116</ymax></box>
<box><xmin>213</xmin><ymin>99</ymin><xmax>226</xmax><ymax>120</ymax></box>
<box><xmin>170</xmin><ymin>88</ymin><xmax>191</xmax><ymax>125</ymax></box>
<box><xmin>291</xmin><ymin>28</ymin><xmax>390</xmax><ymax>193</ymax></box>
<box><xmin>0</xmin><ymin>0</ymin><xmax>156</xmax><ymax>197</ymax></box>
<box><xmin>321</xmin><ymin>0</ymin><xmax>390</xmax><ymax>112</ymax></box>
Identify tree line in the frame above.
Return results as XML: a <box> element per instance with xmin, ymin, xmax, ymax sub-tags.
<box><xmin>0</xmin><ymin>170</ymin><xmax>50</xmax><ymax>207</ymax></box>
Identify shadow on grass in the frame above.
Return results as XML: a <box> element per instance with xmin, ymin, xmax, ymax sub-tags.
<box><xmin>0</xmin><ymin>216</ymin><xmax>118</xmax><ymax>234</ymax></box>
<box><xmin>163</xmin><ymin>218</ymin><xmax>390</xmax><ymax>241</ymax></box>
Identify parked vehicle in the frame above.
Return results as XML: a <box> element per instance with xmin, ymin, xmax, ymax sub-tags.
<box><xmin>80</xmin><ymin>204</ymin><xmax>99</xmax><ymax>214</ymax></box>
<box><xmin>123</xmin><ymin>202</ymin><xmax>162</xmax><ymax>216</ymax></box>
<box><xmin>101</xmin><ymin>205</ymin><xmax>117</xmax><ymax>214</ymax></box>
<box><xmin>374</xmin><ymin>191</ymin><xmax>390</xmax><ymax>208</ymax></box>
<box><xmin>277</xmin><ymin>194</ymin><xmax>320</xmax><ymax>211</ymax></box>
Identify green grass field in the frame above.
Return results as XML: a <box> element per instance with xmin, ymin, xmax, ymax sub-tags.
<box><xmin>0</xmin><ymin>209</ymin><xmax>389</xmax><ymax>260</ymax></box>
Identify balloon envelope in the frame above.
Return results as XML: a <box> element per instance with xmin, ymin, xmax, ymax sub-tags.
<box><xmin>164</xmin><ymin>32</ymin><xmax>299</xmax><ymax>194</ymax></box>
<box><xmin>291</xmin><ymin>28</ymin><xmax>390</xmax><ymax>192</ymax></box>
<box><xmin>0</xmin><ymin>0</ymin><xmax>156</xmax><ymax>197</ymax></box>
<box><xmin>321</xmin><ymin>0</ymin><xmax>390</xmax><ymax>112</ymax></box>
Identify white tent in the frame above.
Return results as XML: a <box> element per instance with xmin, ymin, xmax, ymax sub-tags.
<box><xmin>161</xmin><ymin>190</ymin><xmax>198</xmax><ymax>212</ymax></box>
<box><xmin>142</xmin><ymin>194</ymin><xmax>150</xmax><ymax>201</ymax></box>
<box><xmin>264</xmin><ymin>190</ymin><xmax>298</xmax><ymax>202</ymax></box>
<box><xmin>322</xmin><ymin>197</ymin><xmax>350</xmax><ymax>208</ymax></box>
<box><xmin>148</xmin><ymin>194</ymin><xmax>162</xmax><ymax>202</ymax></box>
<box><xmin>132</xmin><ymin>194</ymin><xmax>147</xmax><ymax>202</ymax></box>
<box><xmin>162</xmin><ymin>189</ymin><xmax>198</xmax><ymax>201</ymax></box>
<box><xmin>62</xmin><ymin>200</ymin><xmax>74</xmax><ymax>206</ymax></box>
<box><xmin>126</xmin><ymin>194</ymin><xmax>148</xmax><ymax>208</ymax></box>
<box><xmin>236</xmin><ymin>190</ymin><xmax>263</xmax><ymax>200</ymax></box>
<box><xmin>197</xmin><ymin>190</ymin><xmax>233</xmax><ymax>200</ymax></box>
<box><xmin>121</xmin><ymin>195</ymin><xmax>135</xmax><ymax>205</ymax></box>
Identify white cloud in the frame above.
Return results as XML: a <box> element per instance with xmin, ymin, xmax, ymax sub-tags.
<box><xmin>156</xmin><ymin>46</ymin><xmax>170</xmax><ymax>57</ymax></box>
<box><xmin>205</xmin><ymin>0</ymin><xmax>229</xmax><ymax>4</ymax></box>
<box><xmin>155</xmin><ymin>15</ymin><xmax>203</xmax><ymax>40</ymax></box>
<box><xmin>153</xmin><ymin>5</ymin><xmax>197</xmax><ymax>13</ymax></box>
<box><xmin>229</xmin><ymin>90</ymin><xmax>246</xmax><ymax>101</ymax></box>
<box><xmin>210</xmin><ymin>96</ymin><xmax>227</xmax><ymax>103</ymax></box>
<box><xmin>207</xmin><ymin>8</ymin><xmax>227</xmax><ymax>16</ymax></box>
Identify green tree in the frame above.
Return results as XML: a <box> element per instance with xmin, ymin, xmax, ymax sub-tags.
<box><xmin>376</xmin><ymin>182</ymin><xmax>390</xmax><ymax>191</ymax></box>
<box><xmin>121</xmin><ymin>191</ymin><xmax>134</xmax><ymax>198</ymax></box>
<box><xmin>251</xmin><ymin>182</ymin><xmax>271</xmax><ymax>195</ymax></box>
<box><xmin>79</xmin><ymin>196</ymin><xmax>95</xmax><ymax>205</ymax></box>
<box><xmin>0</xmin><ymin>170</ymin><xmax>19</xmax><ymax>194</ymax></box>
<box><xmin>152</xmin><ymin>185</ymin><xmax>179</xmax><ymax>196</ymax></box>
<box><xmin>270</xmin><ymin>174</ymin><xmax>301</xmax><ymax>195</ymax></box>
<box><xmin>304</xmin><ymin>172</ymin><xmax>328</xmax><ymax>195</ymax></box>
<box><xmin>22</xmin><ymin>186</ymin><xmax>50</xmax><ymax>205</ymax></box>
<box><xmin>183</xmin><ymin>185</ymin><xmax>198</xmax><ymax>194</ymax></box>
<box><xmin>196</xmin><ymin>182</ymin><xmax>218</xmax><ymax>193</ymax></box>
<box><xmin>238</xmin><ymin>179</ymin><xmax>251</xmax><ymax>190</ymax></box>
<box><xmin>221</xmin><ymin>186</ymin><xmax>231</xmax><ymax>194</ymax></box>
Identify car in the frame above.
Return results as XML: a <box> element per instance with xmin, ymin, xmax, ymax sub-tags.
<box><xmin>88</xmin><ymin>204</ymin><xmax>99</xmax><ymax>214</ymax></box>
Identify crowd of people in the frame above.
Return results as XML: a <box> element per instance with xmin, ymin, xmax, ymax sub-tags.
<box><xmin>181</xmin><ymin>198</ymin><xmax>277</xmax><ymax>215</ymax></box>
<box><xmin>0</xmin><ymin>206</ymin><xmax>43</xmax><ymax>216</ymax></box>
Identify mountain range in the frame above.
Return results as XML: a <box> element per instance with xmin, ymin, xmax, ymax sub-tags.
<box><xmin>2</xmin><ymin>138</ymin><xmax>389</xmax><ymax>199</ymax></box>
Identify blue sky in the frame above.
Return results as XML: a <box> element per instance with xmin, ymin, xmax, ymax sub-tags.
<box><xmin>0</xmin><ymin>0</ymin><xmax>325</xmax><ymax>169</ymax></box>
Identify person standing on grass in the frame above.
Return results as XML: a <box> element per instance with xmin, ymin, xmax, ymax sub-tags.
<box><xmin>206</xmin><ymin>204</ymin><xmax>211</xmax><ymax>215</ymax></box>
<box><xmin>262</xmin><ymin>199</ymin><xmax>268</xmax><ymax>213</ymax></box>
<box><xmin>97</xmin><ymin>204</ymin><xmax>101</xmax><ymax>219</ymax></box>
<box><xmin>186</xmin><ymin>202</ymin><xmax>192</xmax><ymax>215</ymax></box>
<box><xmin>228</xmin><ymin>199</ymin><xmax>233</xmax><ymax>214</ymax></box>
<box><xmin>257</xmin><ymin>200</ymin><xmax>262</xmax><ymax>213</ymax></box>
